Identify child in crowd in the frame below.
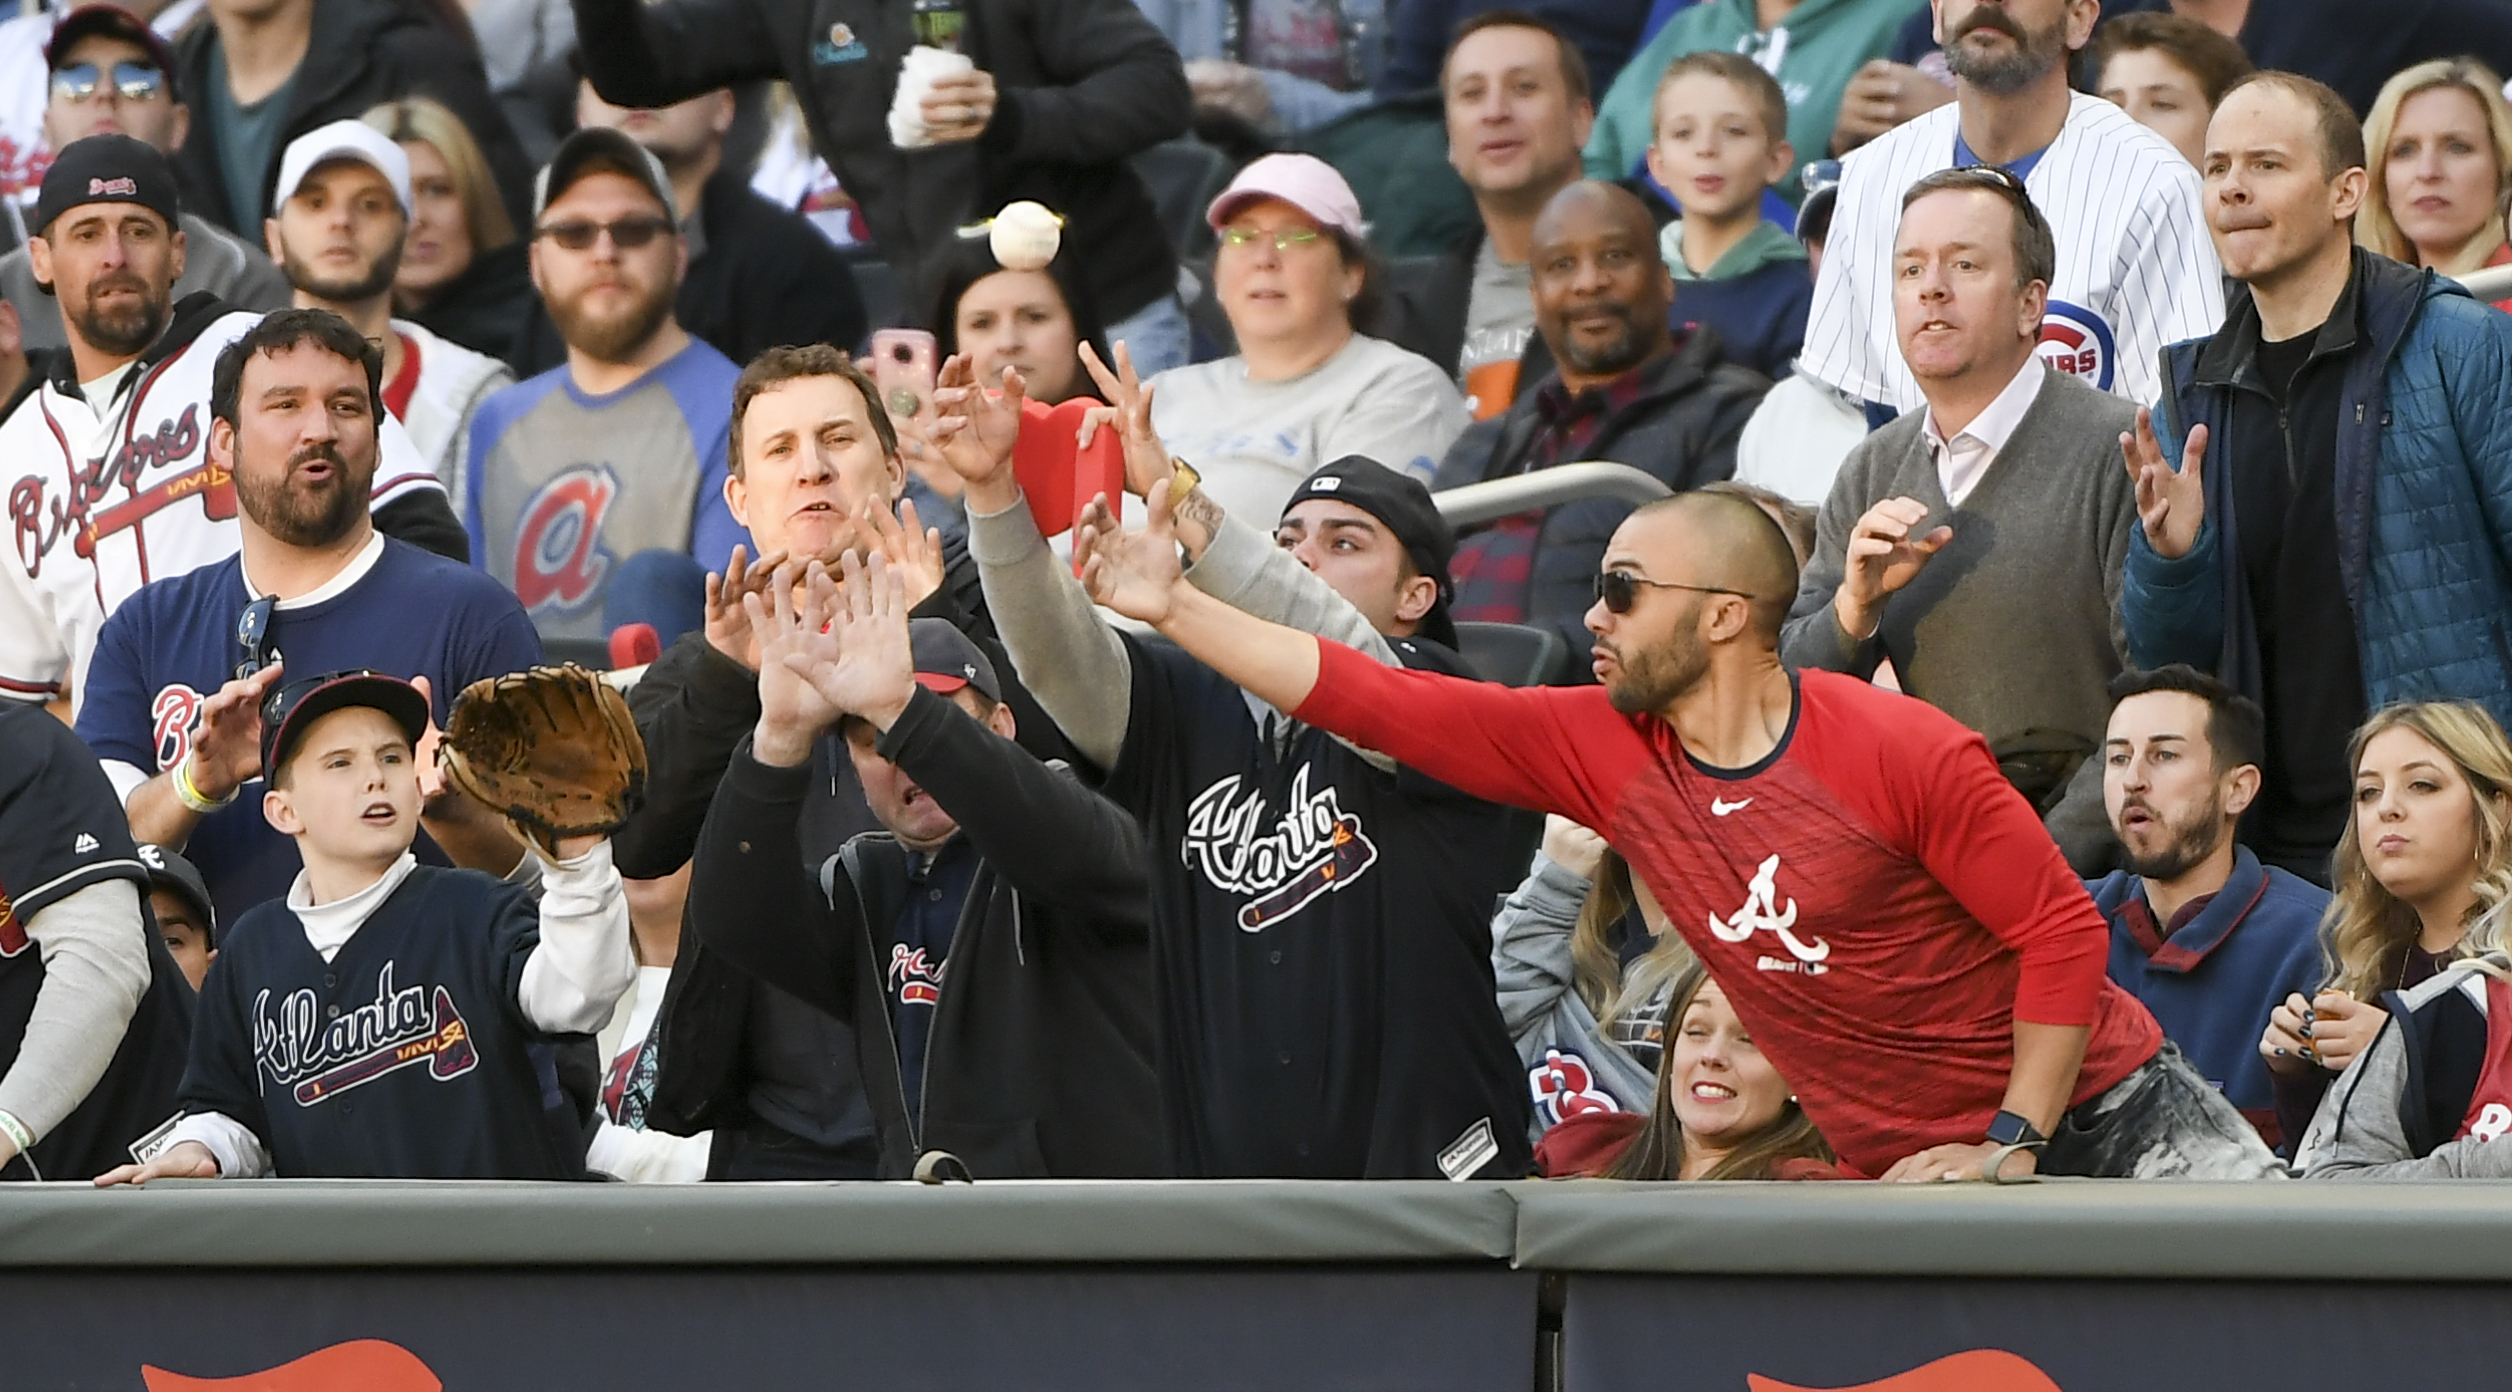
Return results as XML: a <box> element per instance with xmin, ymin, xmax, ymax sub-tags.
<box><xmin>1645</xmin><ymin>52</ymin><xmax>1813</xmax><ymax>380</ymax></box>
<box><xmin>97</xmin><ymin>672</ymin><xmax>633</xmax><ymax>1184</ymax></box>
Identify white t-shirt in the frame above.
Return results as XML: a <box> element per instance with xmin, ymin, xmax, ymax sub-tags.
<box><xmin>1147</xmin><ymin>333</ymin><xmax>1469</xmax><ymax>525</ymax></box>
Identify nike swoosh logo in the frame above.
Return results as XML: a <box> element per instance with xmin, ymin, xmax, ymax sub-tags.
<box><xmin>1710</xmin><ymin>798</ymin><xmax>1752</xmax><ymax>817</ymax></box>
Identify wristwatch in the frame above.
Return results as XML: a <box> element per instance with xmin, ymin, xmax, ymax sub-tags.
<box><xmin>1166</xmin><ymin>459</ymin><xmax>1200</xmax><ymax>509</ymax></box>
<box><xmin>1985</xmin><ymin>1109</ymin><xmax>2050</xmax><ymax>1149</ymax></box>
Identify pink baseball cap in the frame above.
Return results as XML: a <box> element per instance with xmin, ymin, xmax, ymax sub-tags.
<box><xmin>1205</xmin><ymin>153</ymin><xmax>1365</xmax><ymax>238</ymax></box>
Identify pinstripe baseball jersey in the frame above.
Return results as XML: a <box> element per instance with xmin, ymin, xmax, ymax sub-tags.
<box><xmin>1800</xmin><ymin>92</ymin><xmax>2224</xmax><ymax>414</ymax></box>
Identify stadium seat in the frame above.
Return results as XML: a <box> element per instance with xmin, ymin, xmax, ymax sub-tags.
<box><xmin>1455</xmin><ymin>621</ymin><xmax>1574</xmax><ymax>687</ymax></box>
<box><xmin>539</xmin><ymin>637</ymin><xmax>615</xmax><ymax>671</ymax></box>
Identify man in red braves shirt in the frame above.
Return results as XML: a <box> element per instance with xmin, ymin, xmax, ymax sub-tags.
<box><xmin>1074</xmin><ymin>483</ymin><xmax>2281</xmax><ymax>1180</ymax></box>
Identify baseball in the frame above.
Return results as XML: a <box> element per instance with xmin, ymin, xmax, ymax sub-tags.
<box><xmin>989</xmin><ymin>200</ymin><xmax>1063</xmax><ymax>271</ymax></box>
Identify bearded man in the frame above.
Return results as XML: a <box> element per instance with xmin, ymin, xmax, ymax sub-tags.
<box><xmin>2086</xmin><ymin>664</ymin><xmax>2325</xmax><ymax>1151</ymax></box>
<box><xmin>266</xmin><ymin>121</ymin><xmax>514</xmax><ymax>509</ymax></box>
<box><xmin>463</xmin><ymin>126</ymin><xmax>744</xmax><ymax>645</ymax></box>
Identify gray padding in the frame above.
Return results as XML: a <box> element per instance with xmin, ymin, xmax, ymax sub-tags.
<box><xmin>0</xmin><ymin>1180</ymin><xmax>1518</xmax><ymax>1267</ymax></box>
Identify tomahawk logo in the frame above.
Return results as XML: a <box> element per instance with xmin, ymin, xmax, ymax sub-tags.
<box><xmin>253</xmin><ymin>962</ymin><xmax>478</xmax><ymax>1105</ymax></box>
<box><xmin>1181</xmin><ymin>765</ymin><xmax>1381</xmax><ymax>932</ymax></box>
<box><xmin>1710</xmin><ymin>854</ymin><xmax>1830</xmax><ymax>972</ymax></box>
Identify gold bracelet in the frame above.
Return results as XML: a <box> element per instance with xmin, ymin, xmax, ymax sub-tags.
<box><xmin>171</xmin><ymin>756</ymin><xmax>237</xmax><ymax>814</ymax></box>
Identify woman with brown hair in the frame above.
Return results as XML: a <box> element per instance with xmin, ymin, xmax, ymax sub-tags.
<box><xmin>2356</xmin><ymin>59</ymin><xmax>2512</xmax><ymax>311</ymax></box>
<box><xmin>1597</xmin><ymin>963</ymin><xmax>1837</xmax><ymax>1181</ymax></box>
<box><xmin>2264</xmin><ymin>701</ymin><xmax>2512</xmax><ymax>1148</ymax></box>
<box><xmin>365</xmin><ymin>96</ymin><xmax>536</xmax><ymax>367</ymax></box>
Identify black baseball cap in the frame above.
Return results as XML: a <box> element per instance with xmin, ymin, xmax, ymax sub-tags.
<box><xmin>910</xmin><ymin>620</ymin><xmax>1002</xmax><ymax>703</ymax></box>
<box><xmin>135</xmin><ymin>843</ymin><xmax>215</xmax><ymax>945</ymax></box>
<box><xmin>534</xmin><ymin>125</ymin><xmax>678</xmax><ymax>222</ymax></box>
<box><xmin>260</xmin><ymin>670</ymin><xmax>433</xmax><ymax>777</ymax></box>
<box><xmin>47</xmin><ymin>5</ymin><xmax>181</xmax><ymax>100</ymax></box>
<box><xmin>34</xmin><ymin>132</ymin><xmax>179</xmax><ymax>236</ymax></box>
<box><xmin>1281</xmin><ymin>456</ymin><xmax>1459</xmax><ymax>649</ymax></box>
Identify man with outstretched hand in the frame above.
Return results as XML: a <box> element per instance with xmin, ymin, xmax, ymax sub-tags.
<box><xmin>1072</xmin><ymin>482</ymin><xmax>2280</xmax><ymax>1181</ymax></box>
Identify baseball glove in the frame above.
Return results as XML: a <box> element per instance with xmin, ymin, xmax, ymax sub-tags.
<box><xmin>439</xmin><ymin>664</ymin><xmax>647</xmax><ymax>858</ymax></box>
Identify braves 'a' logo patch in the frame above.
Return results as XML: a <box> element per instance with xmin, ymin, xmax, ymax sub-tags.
<box><xmin>511</xmin><ymin>464</ymin><xmax>619</xmax><ymax>614</ymax></box>
<box><xmin>1530</xmin><ymin>1048</ymin><xmax>1623</xmax><ymax>1127</ymax></box>
<box><xmin>151</xmin><ymin>683</ymin><xmax>204</xmax><ymax>772</ymax></box>
<box><xmin>2037</xmin><ymin>299</ymin><xmax>2118</xmax><ymax>391</ymax></box>
<box><xmin>253</xmin><ymin>961</ymin><xmax>478</xmax><ymax>1105</ymax></box>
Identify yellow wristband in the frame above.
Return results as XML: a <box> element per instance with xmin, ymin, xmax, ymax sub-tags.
<box><xmin>172</xmin><ymin>757</ymin><xmax>237</xmax><ymax>815</ymax></box>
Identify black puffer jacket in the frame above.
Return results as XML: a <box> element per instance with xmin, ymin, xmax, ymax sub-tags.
<box><xmin>571</xmin><ymin>0</ymin><xmax>1188</xmax><ymax>322</ymax></box>
<box><xmin>690</xmin><ymin>690</ymin><xmax>1163</xmax><ymax>1178</ymax></box>
<box><xmin>171</xmin><ymin>0</ymin><xmax>535</xmax><ymax>235</ymax></box>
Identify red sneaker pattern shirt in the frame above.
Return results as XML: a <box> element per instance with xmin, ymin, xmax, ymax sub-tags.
<box><xmin>1295</xmin><ymin>645</ymin><xmax>2162</xmax><ymax>1177</ymax></box>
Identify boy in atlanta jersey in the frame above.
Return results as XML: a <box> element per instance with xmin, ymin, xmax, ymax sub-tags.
<box><xmin>96</xmin><ymin>671</ymin><xmax>633</xmax><ymax>1183</ymax></box>
<box><xmin>1078</xmin><ymin>484</ymin><xmax>2283</xmax><ymax>1182</ymax></box>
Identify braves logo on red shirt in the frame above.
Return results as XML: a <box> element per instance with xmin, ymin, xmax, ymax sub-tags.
<box><xmin>1529</xmin><ymin>1048</ymin><xmax>1622</xmax><ymax>1127</ymax></box>
<box><xmin>511</xmin><ymin>465</ymin><xmax>619</xmax><ymax>613</ymax></box>
<box><xmin>151</xmin><ymin>684</ymin><xmax>204</xmax><ymax>772</ymax></box>
<box><xmin>889</xmin><ymin>943</ymin><xmax>944</xmax><ymax>1006</ymax></box>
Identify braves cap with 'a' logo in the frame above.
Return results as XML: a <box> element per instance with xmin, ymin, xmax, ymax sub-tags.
<box><xmin>35</xmin><ymin>131</ymin><xmax>179</xmax><ymax>235</ymax></box>
<box><xmin>908</xmin><ymin>619</ymin><xmax>1002</xmax><ymax>703</ymax></box>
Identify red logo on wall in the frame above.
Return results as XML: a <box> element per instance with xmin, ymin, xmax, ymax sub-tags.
<box><xmin>143</xmin><ymin>1338</ymin><xmax>442</xmax><ymax>1391</ymax></box>
<box><xmin>1751</xmin><ymin>1348</ymin><xmax>2065</xmax><ymax>1392</ymax></box>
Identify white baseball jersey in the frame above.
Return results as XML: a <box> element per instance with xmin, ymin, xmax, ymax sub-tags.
<box><xmin>0</xmin><ymin>306</ymin><xmax>443</xmax><ymax>708</ymax></box>
<box><xmin>1801</xmin><ymin>92</ymin><xmax>2224</xmax><ymax>414</ymax></box>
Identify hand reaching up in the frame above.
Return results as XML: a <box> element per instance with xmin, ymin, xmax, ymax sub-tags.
<box><xmin>704</xmin><ymin>543</ymin><xmax>788</xmax><ymax>671</ymax></box>
<box><xmin>2120</xmin><ymin>408</ymin><xmax>2208</xmax><ymax>560</ymax></box>
<box><xmin>926</xmin><ymin>353</ymin><xmax>1027</xmax><ymax>507</ymax></box>
<box><xmin>858</xmin><ymin>494</ymin><xmax>945</xmax><ymax>609</ymax></box>
<box><xmin>789</xmin><ymin>551</ymin><xmax>918</xmax><ymax>733</ymax></box>
<box><xmin>1074</xmin><ymin>485</ymin><xmax>1185</xmax><ymax>625</ymax></box>
<box><xmin>1076</xmin><ymin>340</ymin><xmax>1174</xmax><ymax>500</ymax></box>
<box><xmin>745</xmin><ymin>562</ymin><xmax>846</xmax><ymax>767</ymax></box>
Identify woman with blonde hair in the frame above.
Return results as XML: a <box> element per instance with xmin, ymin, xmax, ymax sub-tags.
<box><xmin>2265</xmin><ymin>701</ymin><xmax>2512</xmax><ymax>1150</ymax></box>
<box><xmin>1492</xmin><ymin>816</ymin><xmax>1698</xmax><ymax>1150</ymax></box>
<box><xmin>365</xmin><ymin>97</ymin><xmax>535</xmax><ymax>366</ymax></box>
<box><xmin>1598</xmin><ymin>962</ymin><xmax>1838</xmax><ymax>1181</ymax></box>
<box><xmin>2357</xmin><ymin>59</ymin><xmax>2512</xmax><ymax>311</ymax></box>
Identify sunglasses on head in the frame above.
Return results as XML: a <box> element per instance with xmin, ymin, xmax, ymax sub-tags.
<box><xmin>51</xmin><ymin>61</ymin><xmax>165</xmax><ymax>103</ymax></box>
<box><xmin>1593</xmin><ymin>569</ymin><xmax>1753</xmax><ymax>615</ymax></box>
<box><xmin>534</xmin><ymin>213</ymin><xmax>674</xmax><ymax>251</ymax></box>
<box><xmin>234</xmin><ymin>593</ymin><xmax>276</xmax><ymax>681</ymax></box>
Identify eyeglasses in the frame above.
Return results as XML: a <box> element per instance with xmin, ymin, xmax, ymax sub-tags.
<box><xmin>1218</xmin><ymin>225</ymin><xmax>1324</xmax><ymax>253</ymax></box>
<box><xmin>51</xmin><ymin>61</ymin><xmax>165</xmax><ymax>104</ymax></box>
<box><xmin>234</xmin><ymin>594</ymin><xmax>277</xmax><ymax>681</ymax></box>
<box><xmin>1593</xmin><ymin>569</ymin><xmax>1753</xmax><ymax>615</ymax></box>
<box><xmin>534</xmin><ymin>214</ymin><xmax>675</xmax><ymax>251</ymax></box>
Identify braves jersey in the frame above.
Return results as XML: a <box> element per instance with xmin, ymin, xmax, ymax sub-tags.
<box><xmin>180</xmin><ymin>865</ymin><xmax>591</xmax><ymax>1178</ymax></box>
<box><xmin>1296</xmin><ymin>650</ymin><xmax>2165</xmax><ymax>1179</ymax></box>
<box><xmin>0</xmin><ymin>703</ymin><xmax>193</xmax><ymax>1180</ymax></box>
<box><xmin>1800</xmin><ymin>93</ymin><xmax>2223</xmax><ymax>414</ymax></box>
<box><xmin>463</xmin><ymin>341</ymin><xmax>746</xmax><ymax>642</ymax></box>
<box><xmin>75</xmin><ymin>535</ymin><xmax>542</xmax><ymax>923</ymax></box>
<box><xmin>1102</xmin><ymin>634</ymin><xmax>1533</xmax><ymax>1180</ymax></box>
<box><xmin>0</xmin><ymin>297</ymin><xmax>448</xmax><ymax>707</ymax></box>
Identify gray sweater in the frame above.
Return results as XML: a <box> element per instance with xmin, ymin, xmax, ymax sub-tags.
<box><xmin>1780</xmin><ymin>365</ymin><xmax>2137</xmax><ymax>854</ymax></box>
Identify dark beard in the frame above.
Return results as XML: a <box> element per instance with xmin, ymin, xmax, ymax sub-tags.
<box><xmin>1602</xmin><ymin>602</ymin><xmax>1711</xmax><ymax>715</ymax></box>
<box><xmin>282</xmin><ymin>242</ymin><xmax>402</xmax><ymax>305</ymax></box>
<box><xmin>1556</xmin><ymin>303</ymin><xmax>1657</xmax><ymax>379</ymax></box>
<box><xmin>2119</xmin><ymin>793</ymin><xmax>2228</xmax><ymax>883</ymax></box>
<box><xmin>235</xmin><ymin>440</ymin><xmax>373</xmax><ymax>548</ymax></box>
<box><xmin>1942</xmin><ymin>6</ymin><xmax>2070</xmax><ymax>97</ymax></box>
<box><xmin>546</xmin><ymin>275</ymin><xmax>676</xmax><ymax>364</ymax></box>
<box><xmin>68</xmin><ymin>273</ymin><xmax>169</xmax><ymax>359</ymax></box>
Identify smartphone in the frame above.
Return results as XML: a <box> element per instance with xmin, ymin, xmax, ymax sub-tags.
<box><xmin>869</xmin><ymin>328</ymin><xmax>940</xmax><ymax>424</ymax></box>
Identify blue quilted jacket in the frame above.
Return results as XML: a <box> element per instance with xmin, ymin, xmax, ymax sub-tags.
<box><xmin>2122</xmin><ymin>251</ymin><xmax>2512</xmax><ymax>727</ymax></box>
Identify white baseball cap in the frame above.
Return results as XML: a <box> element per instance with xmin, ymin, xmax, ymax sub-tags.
<box><xmin>275</xmin><ymin>119</ymin><xmax>413</xmax><ymax>219</ymax></box>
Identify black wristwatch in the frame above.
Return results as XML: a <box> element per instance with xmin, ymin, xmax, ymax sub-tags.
<box><xmin>1985</xmin><ymin>1110</ymin><xmax>2049</xmax><ymax>1149</ymax></box>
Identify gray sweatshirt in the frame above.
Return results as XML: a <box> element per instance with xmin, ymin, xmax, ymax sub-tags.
<box><xmin>1490</xmin><ymin>852</ymin><xmax>1665</xmax><ymax>1145</ymax></box>
<box><xmin>2296</xmin><ymin>961</ymin><xmax>2512</xmax><ymax>1180</ymax></box>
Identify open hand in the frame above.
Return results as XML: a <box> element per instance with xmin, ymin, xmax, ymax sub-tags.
<box><xmin>858</xmin><ymin>494</ymin><xmax>945</xmax><ymax>609</ymax></box>
<box><xmin>1836</xmin><ymin>496</ymin><xmax>1950</xmax><ymax>639</ymax></box>
<box><xmin>927</xmin><ymin>354</ymin><xmax>1027</xmax><ymax>506</ymax></box>
<box><xmin>789</xmin><ymin>551</ymin><xmax>918</xmax><ymax>733</ymax></box>
<box><xmin>704</xmin><ymin>544</ymin><xmax>788</xmax><ymax>671</ymax></box>
<box><xmin>185</xmin><ymin>663</ymin><xmax>285</xmax><ymax>803</ymax></box>
<box><xmin>745</xmin><ymin>562</ymin><xmax>847</xmax><ymax>766</ymax></box>
<box><xmin>94</xmin><ymin>1140</ymin><xmax>219</xmax><ymax>1186</ymax></box>
<box><xmin>1076</xmin><ymin>340</ymin><xmax>1176</xmax><ymax>500</ymax></box>
<box><xmin>2121</xmin><ymin>409</ymin><xmax>2208</xmax><ymax>560</ymax></box>
<box><xmin>1075</xmin><ymin>486</ymin><xmax>1185</xmax><ymax>625</ymax></box>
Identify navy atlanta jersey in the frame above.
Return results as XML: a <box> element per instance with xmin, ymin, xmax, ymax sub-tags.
<box><xmin>1102</xmin><ymin>634</ymin><xmax>1532</xmax><ymax>1180</ymax></box>
<box><xmin>75</xmin><ymin>535</ymin><xmax>542</xmax><ymax>923</ymax></box>
<box><xmin>181</xmin><ymin>865</ymin><xmax>589</xmax><ymax>1179</ymax></box>
<box><xmin>0</xmin><ymin>703</ymin><xmax>193</xmax><ymax>1180</ymax></box>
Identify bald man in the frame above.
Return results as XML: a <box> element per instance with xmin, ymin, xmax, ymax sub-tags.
<box><xmin>1434</xmin><ymin>180</ymin><xmax>1766</xmax><ymax>675</ymax></box>
<box><xmin>1075</xmin><ymin>484</ymin><xmax>2283</xmax><ymax>1181</ymax></box>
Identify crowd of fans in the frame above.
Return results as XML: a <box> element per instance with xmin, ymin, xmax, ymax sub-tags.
<box><xmin>2</xmin><ymin>0</ymin><xmax>2512</xmax><ymax>1190</ymax></box>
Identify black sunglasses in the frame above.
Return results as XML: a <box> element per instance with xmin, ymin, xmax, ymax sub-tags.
<box><xmin>534</xmin><ymin>213</ymin><xmax>675</xmax><ymax>251</ymax></box>
<box><xmin>1593</xmin><ymin>570</ymin><xmax>1754</xmax><ymax>615</ymax></box>
<box><xmin>234</xmin><ymin>594</ymin><xmax>276</xmax><ymax>681</ymax></box>
<box><xmin>50</xmin><ymin>61</ymin><xmax>165</xmax><ymax>104</ymax></box>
